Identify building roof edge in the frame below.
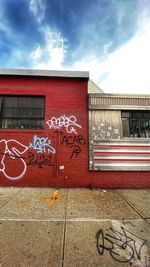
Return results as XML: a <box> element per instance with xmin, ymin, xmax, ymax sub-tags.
<box><xmin>0</xmin><ymin>69</ymin><xmax>89</xmax><ymax>79</ymax></box>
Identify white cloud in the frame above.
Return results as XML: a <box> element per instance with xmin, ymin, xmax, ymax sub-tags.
<box><xmin>29</xmin><ymin>0</ymin><xmax>46</xmax><ymax>23</ymax></box>
<box><xmin>30</xmin><ymin>27</ymin><xmax>68</xmax><ymax>69</ymax></box>
<box><xmin>104</xmin><ymin>41</ymin><xmax>113</xmax><ymax>55</ymax></box>
<box><xmin>100</xmin><ymin>21</ymin><xmax>150</xmax><ymax>94</ymax></box>
<box><xmin>70</xmin><ymin>20</ymin><xmax>150</xmax><ymax>95</ymax></box>
<box><xmin>70</xmin><ymin>55</ymin><xmax>102</xmax><ymax>82</ymax></box>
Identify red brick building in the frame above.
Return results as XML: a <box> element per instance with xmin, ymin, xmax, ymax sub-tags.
<box><xmin>0</xmin><ymin>69</ymin><xmax>150</xmax><ymax>188</ymax></box>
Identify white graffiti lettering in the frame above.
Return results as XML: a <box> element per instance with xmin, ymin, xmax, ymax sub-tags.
<box><xmin>46</xmin><ymin>115</ymin><xmax>82</xmax><ymax>134</ymax></box>
<box><xmin>0</xmin><ymin>139</ymin><xmax>28</xmax><ymax>180</ymax></box>
<box><xmin>29</xmin><ymin>135</ymin><xmax>56</xmax><ymax>154</ymax></box>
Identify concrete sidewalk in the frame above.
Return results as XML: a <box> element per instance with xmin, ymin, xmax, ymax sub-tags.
<box><xmin>0</xmin><ymin>188</ymin><xmax>149</xmax><ymax>267</ymax></box>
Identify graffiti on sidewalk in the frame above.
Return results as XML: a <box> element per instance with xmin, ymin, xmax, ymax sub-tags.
<box><xmin>96</xmin><ymin>221</ymin><xmax>150</xmax><ymax>266</ymax></box>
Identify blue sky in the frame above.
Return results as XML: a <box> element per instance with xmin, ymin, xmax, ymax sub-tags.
<box><xmin>0</xmin><ymin>0</ymin><xmax>150</xmax><ymax>93</ymax></box>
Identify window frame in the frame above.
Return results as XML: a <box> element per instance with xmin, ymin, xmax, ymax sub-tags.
<box><xmin>0</xmin><ymin>95</ymin><xmax>45</xmax><ymax>131</ymax></box>
<box><xmin>121</xmin><ymin>110</ymin><xmax>150</xmax><ymax>139</ymax></box>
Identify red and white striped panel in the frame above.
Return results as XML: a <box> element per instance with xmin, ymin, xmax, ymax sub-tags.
<box><xmin>93</xmin><ymin>143</ymin><xmax>150</xmax><ymax>170</ymax></box>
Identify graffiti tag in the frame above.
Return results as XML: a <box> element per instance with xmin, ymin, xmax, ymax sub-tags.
<box><xmin>96</xmin><ymin>226</ymin><xmax>147</xmax><ymax>264</ymax></box>
<box><xmin>27</xmin><ymin>152</ymin><xmax>54</xmax><ymax>168</ymax></box>
<box><xmin>46</xmin><ymin>115</ymin><xmax>82</xmax><ymax>134</ymax></box>
<box><xmin>0</xmin><ymin>139</ymin><xmax>28</xmax><ymax>180</ymax></box>
<box><xmin>61</xmin><ymin>135</ymin><xmax>86</xmax><ymax>146</ymax></box>
<box><xmin>70</xmin><ymin>145</ymin><xmax>81</xmax><ymax>158</ymax></box>
<box><xmin>29</xmin><ymin>135</ymin><xmax>56</xmax><ymax>154</ymax></box>
<box><xmin>61</xmin><ymin>135</ymin><xmax>86</xmax><ymax>159</ymax></box>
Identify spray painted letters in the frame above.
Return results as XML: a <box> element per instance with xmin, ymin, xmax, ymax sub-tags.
<box><xmin>47</xmin><ymin>115</ymin><xmax>82</xmax><ymax>134</ymax></box>
<box><xmin>27</xmin><ymin>152</ymin><xmax>54</xmax><ymax>168</ymax></box>
<box><xmin>29</xmin><ymin>135</ymin><xmax>56</xmax><ymax>154</ymax></box>
<box><xmin>96</xmin><ymin>225</ymin><xmax>148</xmax><ymax>264</ymax></box>
<box><xmin>0</xmin><ymin>139</ymin><xmax>28</xmax><ymax>180</ymax></box>
<box><xmin>61</xmin><ymin>135</ymin><xmax>86</xmax><ymax>158</ymax></box>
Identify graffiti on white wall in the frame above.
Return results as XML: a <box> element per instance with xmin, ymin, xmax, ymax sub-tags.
<box><xmin>0</xmin><ymin>139</ymin><xmax>28</xmax><ymax>180</ymax></box>
<box><xmin>29</xmin><ymin>135</ymin><xmax>56</xmax><ymax>154</ymax></box>
<box><xmin>46</xmin><ymin>115</ymin><xmax>82</xmax><ymax>134</ymax></box>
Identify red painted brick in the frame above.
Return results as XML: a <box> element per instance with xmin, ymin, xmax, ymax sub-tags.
<box><xmin>0</xmin><ymin>76</ymin><xmax>150</xmax><ymax>188</ymax></box>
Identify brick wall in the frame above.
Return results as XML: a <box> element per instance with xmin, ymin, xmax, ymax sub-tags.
<box><xmin>0</xmin><ymin>76</ymin><xmax>89</xmax><ymax>187</ymax></box>
<box><xmin>0</xmin><ymin>75</ymin><xmax>150</xmax><ymax>188</ymax></box>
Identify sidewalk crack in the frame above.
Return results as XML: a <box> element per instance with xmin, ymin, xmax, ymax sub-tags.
<box><xmin>116</xmin><ymin>190</ymin><xmax>149</xmax><ymax>224</ymax></box>
<box><xmin>0</xmin><ymin>188</ymin><xmax>23</xmax><ymax>209</ymax></box>
<box><xmin>61</xmin><ymin>188</ymin><xmax>69</xmax><ymax>267</ymax></box>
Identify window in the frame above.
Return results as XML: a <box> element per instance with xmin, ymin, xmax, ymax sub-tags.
<box><xmin>0</xmin><ymin>96</ymin><xmax>45</xmax><ymax>129</ymax></box>
<box><xmin>121</xmin><ymin>110</ymin><xmax>150</xmax><ymax>138</ymax></box>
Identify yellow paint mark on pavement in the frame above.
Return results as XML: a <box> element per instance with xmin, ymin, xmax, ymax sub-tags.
<box><xmin>50</xmin><ymin>191</ymin><xmax>58</xmax><ymax>208</ymax></box>
<box><xmin>40</xmin><ymin>191</ymin><xmax>62</xmax><ymax>208</ymax></box>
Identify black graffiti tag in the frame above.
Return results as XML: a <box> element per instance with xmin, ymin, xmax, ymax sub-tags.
<box><xmin>70</xmin><ymin>145</ymin><xmax>81</xmax><ymax>159</ymax></box>
<box><xmin>61</xmin><ymin>135</ymin><xmax>86</xmax><ymax>146</ymax></box>
<box><xmin>61</xmin><ymin>135</ymin><xmax>86</xmax><ymax>158</ymax></box>
<box><xmin>96</xmin><ymin>226</ymin><xmax>147</xmax><ymax>264</ymax></box>
<box><xmin>27</xmin><ymin>152</ymin><xmax>54</xmax><ymax>168</ymax></box>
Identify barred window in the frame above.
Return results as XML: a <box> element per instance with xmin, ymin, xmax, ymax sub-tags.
<box><xmin>121</xmin><ymin>110</ymin><xmax>150</xmax><ymax>138</ymax></box>
<box><xmin>0</xmin><ymin>96</ymin><xmax>45</xmax><ymax>129</ymax></box>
